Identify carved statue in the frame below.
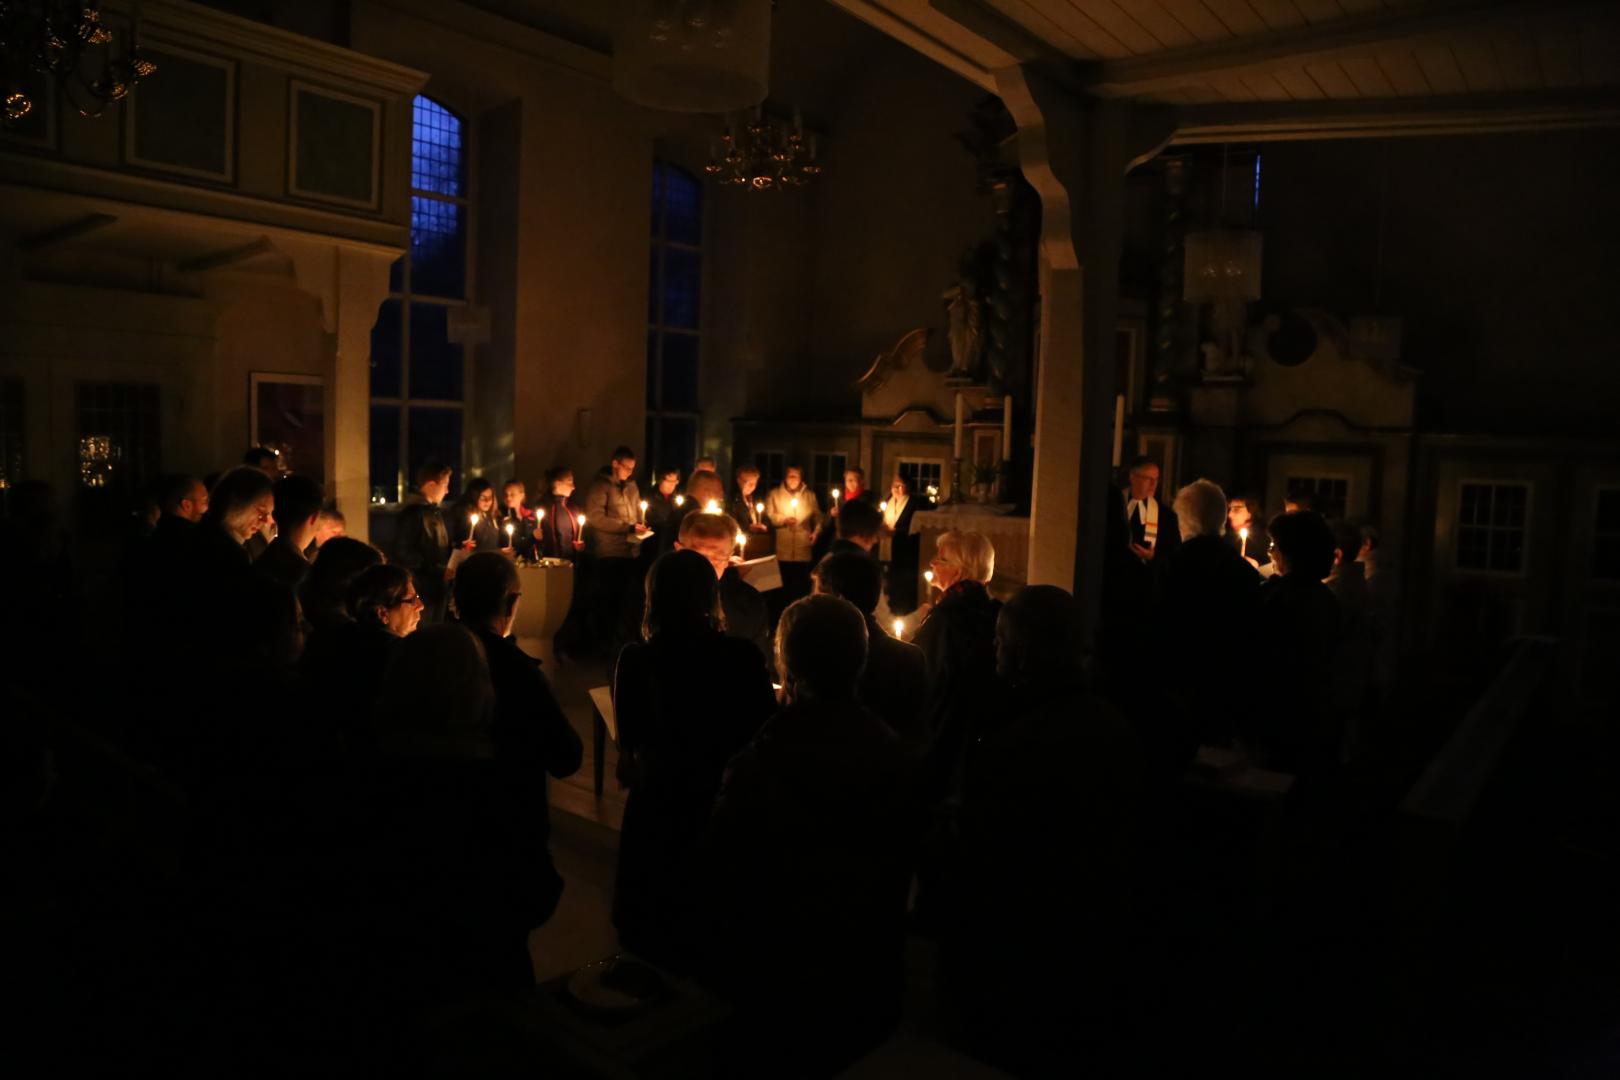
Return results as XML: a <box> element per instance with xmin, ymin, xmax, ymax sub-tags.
<box><xmin>943</xmin><ymin>252</ymin><xmax>982</xmax><ymax>379</ymax></box>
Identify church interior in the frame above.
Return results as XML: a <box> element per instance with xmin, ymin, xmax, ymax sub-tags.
<box><xmin>4</xmin><ymin>0</ymin><xmax>1619</xmax><ymax>1075</ymax></box>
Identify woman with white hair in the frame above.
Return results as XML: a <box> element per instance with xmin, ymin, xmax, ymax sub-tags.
<box><xmin>912</xmin><ymin>529</ymin><xmax>999</xmax><ymax>795</ymax></box>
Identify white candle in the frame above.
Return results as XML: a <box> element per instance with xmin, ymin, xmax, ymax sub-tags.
<box><xmin>892</xmin><ymin>618</ymin><xmax>904</xmax><ymax>639</ymax></box>
<box><xmin>790</xmin><ymin>496</ymin><xmax>799</xmax><ymax>515</ymax></box>
<box><xmin>924</xmin><ymin>569</ymin><xmax>935</xmax><ymax>586</ymax></box>
<box><xmin>504</xmin><ymin>522</ymin><xmax>515</xmax><ymax>545</ymax></box>
<box><xmin>953</xmin><ymin>391</ymin><xmax>965</xmax><ymax>460</ymax></box>
<box><xmin>1002</xmin><ymin>394</ymin><xmax>1013</xmax><ymax>461</ymax></box>
<box><xmin>638</xmin><ymin>499</ymin><xmax>648</xmax><ymax>524</ymax></box>
<box><xmin>576</xmin><ymin>513</ymin><xmax>586</xmax><ymax>530</ymax></box>
<box><xmin>1239</xmin><ymin>526</ymin><xmax>1249</xmax><ymax>558</ymax></box>
<box><xmin>831</xmin><ymin>487</ymin><xmax>840</xmax><ymax>508</ymax></box>
<box><xmin>674</xmin><ymin>494</ymin><xmax>685</xmax><ymax>507</ymax></box>
<box><xmin>537</xmin><ymin>509</ymin><xmax>545</xmax><ymax>523</ymax></box>
<box><xmin>1111</xmin><ymin>393</ymin><xmax>1126</xmax><ymax>468</ymax></box>
<box><xmin>735</xmin><ymin>531</ymin><xmax>747</xmax><ymax>557</ymax></box>
<box><xmin>879</xmin><ymin>501</ymin><xmax>888</xmax><ymax>512</ymax></box>
<box><xmin>705</xmin><ymin>499</ymin><xmax>721</xmax><ymax>514</ymax></box>
<box><xmin>754</xmin><ymin>501</ymin><xmax>764</xmax><ymax>523</ymax></box>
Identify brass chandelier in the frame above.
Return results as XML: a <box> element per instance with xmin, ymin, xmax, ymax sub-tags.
<box><xmin>1</xmin><ymin>1</ymin><xmax>156</xmax><ymax>126</ymax></box>
<box><xmin>705</xmin><ymin>105</ymin><xmax>821</xmax><ymax>191</ymax></box>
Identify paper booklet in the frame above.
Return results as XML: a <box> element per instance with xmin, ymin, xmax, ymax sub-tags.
<box><xmin>736</xmin><ymin>555</ymin><xmax>783</xmax><ymax>593</ymax></box>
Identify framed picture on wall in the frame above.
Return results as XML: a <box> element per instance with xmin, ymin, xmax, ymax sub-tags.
<box><xmin>250</xmin><ymin>373</ymin><xmax>325</xmax><ymax>483</ymax></box>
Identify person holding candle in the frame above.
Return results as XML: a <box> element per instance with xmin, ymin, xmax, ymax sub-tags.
<box><xmin>913</xmin><ymin>529</ymin><xmax>1000</xmax><ymax>797</ymax></box>
<box><xmin>536</xmin><ymin>468</ymin><xmax>581</xmax><ymax>561</ymax></box>
<box><xmin>449</xmin><ymin>477</ymin><xmax>504</xmax><ymax>553</ymax></box>
<box><xmin>642</xmin><ymin>466</ymin><xmax>683</xmax><ymax>554</ymax></box>
<box><xmin>765</xmin><ymin>465</ymin><xmax>821</xmax><ymax>605</ymax></box>
<box><xmin>498</xmin><ymin>479</ymin><xmax>538</xmax><ymax>562</ymax></box>
<box><xmin>881</xmin><ymin>475</ymin><xmax>922</xmax><ymax>615</ymax></box>
<box><xmin>727</xmin><ymin>465</ymin><xmax>771</xmax><ymax>559</ymax></box>
<box><xmin>584</xmin><ymin>447</ymin><xmax>653</xmax><ymax>657</ymax></box>
<box><xmin>1225</xmin><ymin>493</ymin><xmax>1270</xmax><ymax>572</ymax></box>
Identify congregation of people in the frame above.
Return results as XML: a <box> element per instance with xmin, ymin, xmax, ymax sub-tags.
<box><xmin>3</xmin><ymin>438</ymin><xmax>1400</xmax><ymax>1076</ymax></box>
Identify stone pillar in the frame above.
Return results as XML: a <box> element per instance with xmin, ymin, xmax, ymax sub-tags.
<box><xmin>994</xmin><ymin>65</ymin><xmax>1172</xmax><ymax>639</ymax></box>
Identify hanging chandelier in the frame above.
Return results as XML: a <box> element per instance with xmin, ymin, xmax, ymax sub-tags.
<box><xmin>1</xmin><ymin>1</ymin><xmax>156</xmax><ymax>126</ymax></box>
<box><xmin>705</xmin><ymin>105</ymin><xmax>821</xmax><ymax>191</ymax></box>
<box><xmin>613</xmin><ymin>0</ymin><xmax>771</xmax><ymax>114</ymax></box>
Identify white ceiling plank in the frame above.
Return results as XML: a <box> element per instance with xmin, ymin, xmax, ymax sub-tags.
<box><xmin>1340</xmin><ymin>54</ymin><xmax>1398</xmax><ymax>95</ymax></box>
<box><xmin>1106</xmin><ymin>0</ymin><xmax>1199</xmax><ymax>48</ymax></box>
<box><xmin>1157</xmin><ymin>0</ymin><xmax>1237</xmax><ymax>42</ymax></box>
<box><xmin>1273</xmin><ymin>65</ymin><xmax>1329</xmax><ymax>98</ymax></box>
<box><xmin>1200</xmin><ymin>0</ymin><xmax>1270</xmax><ymax>36</ymax></box>
<box><xmin>1304</xmin><ymin>59</ymin><xmax>1363</xmax><ymax>96</ymax></box>
<box><xmin>1375</xmin><ymin>49</ymin><xmax>1432</xmax><ymax>95</ymax></box>
<box><xmin>984</xmin><ymin>0</ymin><xmax>1098</xmax><ymax>57</ymax></box>
<box><xmin>1075</xmin><ymin>0</ymin><xmax>1173</xmax><ymax>53</ymax></box>
<box><xmin>1240</xmin><ymin>70</ymin><xmax>1299</xmax><ymax>98</ymax></box>
<box><xmin>1208</xmin><ymin>74</ymin><xmax>1262</xmax><ymax>99</ymax></box>
<box><xmin>1292</xmin><ymin>0</ymin><xmax>1346</xmax><ymax>24</ymax></box>
<box><xmin>1413</xmin><ymin>43</ymin><xmax>1468</xmax><ymax>93</ymax></box>
<box><xmin>1245</xmin><ymin>1</ymin><xmax>1310</xmax><ymax>32</ymax></box>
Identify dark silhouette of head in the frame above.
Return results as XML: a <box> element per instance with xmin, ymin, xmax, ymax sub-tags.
<box><xmin>1268</xmin><ymin>510</ymin><xmax>1336</xmax><ymax>579</ymax></box>
<box><xmin>837</xmin><ymin>499</ymin><xmax>882</xmax><ymax>547</ymax></box>
<box><xmin>776</xmin><ymin>594</ymin><xmax>868</xmax><ymax>703</ymax></box>
<box><xmin>454</xmin><ymin>551</ymin><xmax>522</xmax><ymax>634</ymax></box>
<box><xmin>642</xmin><ymin>549</ymin><xmax>723</xmax><ymax>640</ymax></box>
<box><xmin>242</xmin><ymin>446</ymin><xmax>278</xmax><ymax>474</ymax></box>
<box><xmin>302</xmin><ymin>537</ymin><xmax>384</xmax><ymax>630</ymax></box>
<box><xmin>271</xmin><ymin>474</ymin><xmax>324</xmax><ymax>541</ymax></box>
<box><xmin>813</xmin><ymin>552</ymin><xmax>883</xmax><ymax>617</ymax></box>
<box><xmin>204</xmin><ymin>466</ymin><xmax>274</xmax><ymax>541</ymax></box>
<box><xmin>996</xmin><ymin>585</ymin><xmax>1083</xmax><ymax>685</ymax></box>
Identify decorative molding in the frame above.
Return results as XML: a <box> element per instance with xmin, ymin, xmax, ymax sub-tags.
<box><xmin>130</xmin><ymin>0</ymin><xmax>429</xmax><ymax>97</ymax></box>
<box><xmin>855</xmin><ymin>328</ymin><xmax>929</xmax><ymax>393</ymax></box>
<box><xmin>287</xmin><ymin>80</ymin><xmax>382</xmax><ymax>211</ymax></box>
<box><xmin>363</xmin><ymin>0</ymin><xmax>611</xmax><ymax>85</ymax></box>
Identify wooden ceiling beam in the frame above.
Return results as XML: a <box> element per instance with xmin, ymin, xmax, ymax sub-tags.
<box><xmin>1088</xmin><ymin>0</ymin><xmax>1614</xmax><ymax>97</ymax></box>
<box><xmin>1168</xmin><ymin>88</ymin><xmax>1620</xmax><ymax>144</ymax></box>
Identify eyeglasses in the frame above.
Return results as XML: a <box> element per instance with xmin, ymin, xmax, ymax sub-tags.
<box><xmin>392</xmin><ymin>592</ymin><xmax>424</xmax><ymax>608</ymax></box>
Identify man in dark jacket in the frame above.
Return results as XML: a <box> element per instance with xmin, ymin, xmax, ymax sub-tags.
<box><xmin>705</xmin><ymin>595</ymin><xmax>918</xmax><ymax>1075</ymax></box>
<box><xmin>393</xmin><ymin>461</ymin><xmax>452</xmax><ymax>623</ymax></box>
<box><xmin>827</xmin><ymin>497</ymin><xmax>882</xmax><ymax>560</ymax></box>
<box><xmin>813</xmin><ymin>551</ymin><xmax>930</xmax><ymax>746</ymax></box>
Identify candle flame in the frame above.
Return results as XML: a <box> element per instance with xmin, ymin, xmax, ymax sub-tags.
<box><xmin>675</xmin><ymin>495</ymin><xmax>685</xmax><ymax>507</ymax></box>
<box><xmin>537</xmin><ymin>509</ymin><xmax>545</xmax><ymax>522</ymax></box>
<box><xmin>831</xmin><ymin>488</ymin><xmax>841</xmax><ymax>500</ymax></box>
<box><xmin>924</xmin><ymin>570</ymin><xmax>935</xmax><ymax>584</ymax></box>
<box><xmin>639</xmin><ymin>500</ymin><xmax>649</xmax><ymax>511</ymax></box>
<box><xmin>1239</xmin><ymin>526</ymin><xmax>1249</xmax><ymax>539</ymax></box>
<box><xmin>892</xmin><ymin>618</ymin><xmax>904</xmax><ymax>638</ymax></box>
<box><xmin>577</xmin><ymin>514</ymin><xmax>586</xmax><ymax>528</ymax></box>
<box><xmin>705</xmin><ymin>499</ymin><xmax>721</xmax><ymax>514</ymax></box>
<box><xmin>505</xmin><ymin>523</ymin><xmax>515</xmax><ymax>535</ymax></box>
<box><xmin>735</xmin><ymin>532</ymin><xmax>746</xmax><ymax>547</ymax></box>
<box><xmin>755</xmin><ymin>501</ymin><xmax>764</xmax><ymax>514</ymax></box>
<box><xmin>469</xmin><ymin>513</ymin><xmax>479</xmax><ymax>527</ymax></box>
<box><xmin>879</xmin><ymin>501</ymin><xmax>888</xmax><ymax>512</ymax></box>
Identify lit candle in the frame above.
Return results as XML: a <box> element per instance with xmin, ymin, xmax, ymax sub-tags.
<box><xmin>790</xmin><ymin>496</ymin><xmax>799</xmax><ymax>515</ymax></box>
<box><xmin>705</xmin><ymin>499</ymin><xmax>721</xmax><ymax>514</ymax></box>
<box><xmin>892</xmin><ymin>618</ymin><xmax>904</xmax><ymax>639</ymax></box>
<box><xmin>1239</xmin><ymin>526</ymin><xmax>1249</xmax><ymax>558</ymax></box>
<box><xmin>639</xmin><ymin>499</ymin><xmax>648</xmax><ymax>524</ymax></box>
<box><xmin>735</xmin><ymin>531</ymin><xmax>746</xmax><ymax>557</ymax></box>
<box><xmin>879</xmin><ymin>501</ymin><xmax>888</xmax><ymax>512</ymax></box>
<box><xmin>505</xmin><ymin>522</ymin><xmax>515</xmax><ymax>546</ymax></box>
<box><xmin>754</xmin><ymin>501</ymin><xmax>764</xmax><ymax>523</ymax></box>
<box><xmin>831</xmin><ymin>487</ymin><xmax>841</xmax><ymax>508</ymax></box>
<box><xmin>576</xmin><ymin>513</ymin><xmax>586</xmax><ymax>530</ymax></box>
<box><xmin>924</xmin><ymin>569</ymin><xmax>935</xmax><ymax>586</ymax></box>
<box><xmin>469</xmin><ymin>512</ymin><xmax>479</xmax><ymax>538</ymax></box>
<box><xmin>536</xmin><ymin>509</ymin><xmax>545</xmax><ymax>522</ymax></box>
<box><xmin>675</xmin><ymin>494</ymin><xmax>685</xmax><ymax>507</ymax></box>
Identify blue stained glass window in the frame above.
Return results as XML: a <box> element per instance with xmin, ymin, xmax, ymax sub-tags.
<box><xmin>662</xmin><ymin>165</ymin><xmax>702</xmax><ymax>245</ymax></box>
<box><xmin>410</xmin><ymin>195</ymin><xmax>466</xmax><ymax>298</ymax></box>
<box><xmin>412</xmin><ymin>96</ymin><xmax>465</xmax><ymax>197</ymax></box>
<box><xmin>663</xmin><ymin>247</ymin><xmax>701</xmax><ymax>329</ymax></box>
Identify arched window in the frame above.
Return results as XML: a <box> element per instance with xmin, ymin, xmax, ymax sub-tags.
<box><xmin>369</xmin><ymin>95</ymin><xmax>472</xmax><ymax>503</ymax></box>
<box><xmin>646</xmin><ymin>161</ymin><xmax>702</xmax><ymax>478</ymax></box>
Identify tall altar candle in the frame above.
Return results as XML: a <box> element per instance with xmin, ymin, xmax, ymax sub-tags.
<box><xmin>1002</xmin><ymin>394</ymin><xmax>1013</xmax><ymax>460</ymax></box>
<box><xmin>1111</xmin><ymin>393</ymin><xmax>1126</xmax><ymax>468</ymax></box>
<box><xmin>953</xmin><ymin>391</ymin><xmax>965</xmax><ymax>460</ymax></box>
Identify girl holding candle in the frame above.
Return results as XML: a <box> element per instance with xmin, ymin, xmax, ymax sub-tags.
<box><xmin>764</xmin><ymin>465</ymin><xmax>821</xmax><ymax>604</ymax></box>
<box><xmin>450</xmin><ymin>477</ymin><xmax>504</xmax><ymax>553</ymax></box>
